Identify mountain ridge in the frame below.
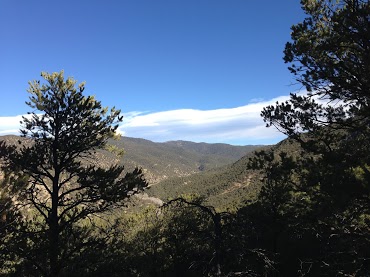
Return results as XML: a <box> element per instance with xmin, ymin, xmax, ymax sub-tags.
<box><xmin>0</xmin><ymin>135</ymin><xmax>263</xmax><ymax>185</ymax></box>
<box><xmin>148</xmin><ymin>139</ymin><xmax>298</xmax><ymax>210</ymax></box>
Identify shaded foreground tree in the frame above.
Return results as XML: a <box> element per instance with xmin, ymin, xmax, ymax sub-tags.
<box><xmin>162</xmin><ymin>197</ymin><xmax>230</xmax><ymax>276</ymax></box>
<box><xmin>263</xmin><ymin>0</ymin><xmax>370</xmax><ymax>141</ymax></box>
<box><xmin>93</xmin><ymin>197</ymin><xmax>216</xmax><ymax>277</ymax></box>
<box><xmin>255</xmin><ymin>0</ymin><xmax>370</xmax><ymax>275</ymax></box>
<box><xmin>0</xmin><ymin>71</ymin><xmax>147</xmax><ymax>276</ymax></box>
<box><xmin>0</xmin><ymin>178</ymin><xmax>22</xmax><ymax>276</ymax></box>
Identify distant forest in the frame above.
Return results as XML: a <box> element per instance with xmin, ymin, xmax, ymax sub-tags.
<box><xmin>1</xmin><ymin>1</ymin><xmax>370</xmax><ymax>276</ymax></box>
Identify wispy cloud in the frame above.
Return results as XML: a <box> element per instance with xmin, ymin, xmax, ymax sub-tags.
<box><xmin>118</xmin><ymin>95</ymin><xmax>291</xmax><ymax>145</ymax></box>
<box><xmin>0</xmin><ymin>95</ymin><xmax>291</xmax><ymax>145</ymax></box>
<box><xmin>0</xmin><ymin>115</ymin><xmax>24</xmax><ymax>135</ymax></box>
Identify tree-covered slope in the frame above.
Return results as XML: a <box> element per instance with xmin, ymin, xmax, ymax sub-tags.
<box><xmin>0</xmin><ymin>135</ymin><xmax>262</xmax><ymax>186</ymax></box>
<box><xmin>108</xmin><ymin>136</ymin><xmax>262</xmax><ymax>184</ymax></box>
<box><xmin>164</xmin><ymin>140</ymin><xmax>259</xmax><ymax>161</ymax></box>
<box><xmin>147</xmin><ymin>139</ymin><xmax>300</xmax><ymax>210</ymax></box>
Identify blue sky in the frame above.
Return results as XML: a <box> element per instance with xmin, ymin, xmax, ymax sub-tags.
<box><xmin>0</xmin><ymin>1</ymin><xmax>306</xmax><ymax>145</ymax></box>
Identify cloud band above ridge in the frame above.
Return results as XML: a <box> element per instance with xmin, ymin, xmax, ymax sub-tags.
<box><xmin>0</xmin><ymin>95</ymin><xmax>290</xmax><ymax>145</ymax></box>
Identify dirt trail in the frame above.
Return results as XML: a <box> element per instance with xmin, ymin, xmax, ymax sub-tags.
<box><xmin>220</xmin><ymin>174</ymin><xmax>254</xmax><ymax>195</ymax></box>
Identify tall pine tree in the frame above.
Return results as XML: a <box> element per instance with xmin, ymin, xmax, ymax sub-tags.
<box><xmin>0</xmin><ymin>71</ymin><xmax>147</xmax><ymax>276</ymax></box>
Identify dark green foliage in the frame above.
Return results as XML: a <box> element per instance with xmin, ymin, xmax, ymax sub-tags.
<box><xmin>263</xmin><ymin>0</ymin><xmax>370</xmax><ymax>141</ymax></box>
<box><xmin>0</xmin><ymin>177</ymin><xmax>22</xmax><ymax>276</ymax></box>
<box><xmin>96</xmin><ymin>197</ymin><xmax>274</xmax><ymax>277</ymax></box>
<box><xmin>0</xmin><ymin>71</ymin><xmax>147</xmax><ymax>276</ymax></box>
<box><xmin>247</xmin><ymin>138</ymin><xmax>370</xmax><ymax>275</ymax></box>
<box><xmin>90</xmin><ymin>202</ymin><xmax>216</xmax><ymax>277</ymax></box>
<box><xmin>1</xmin><ymin>1</ymin><xmax>370</xmax><ymax>275</ymax></box>
<box><xmin>251</xmin><ymin>0</ymin><xmax>370</xmax><ymax>275</ymax></box>
<box><xmin>148</xmin><ymin>150</ymin><xmax>265</xmax><ymax>210</ymax></box>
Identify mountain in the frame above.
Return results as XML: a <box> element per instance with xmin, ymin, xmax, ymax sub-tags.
<box><xmin>148</xmin><ymin>139</ymin><xmax>299</xmax><ymax>210</ymax></box>
<box><xmin>0</xmin><ymin>135</ymin><xmax>262</xmax><ymax>185</ymax></box>
<box><xmin>164</xmin><ymin>140</ymin><xmax>258</xmax><ymax>161</ymax></box>
<box><xmin>147</xmin><ymin>150</ymin><xmax>263</xmax><ymax>210</ymax></box>
<box><xmin>108</xmin><ymin>136</ymin><xmax>262</xmax><ymax>184</ymax></box>
<box><xmin>0</xmin><ymin>134</ymin><xmax>301</xmax><ymax>212</ymax></box>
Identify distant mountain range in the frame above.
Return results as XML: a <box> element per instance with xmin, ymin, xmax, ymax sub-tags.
<box><xmin>109</xmin><ymin>136</ymin><xmax>262</xmax><ymax>184</ymax></box>
<box><xmin>1</xmin><ymin>135</ymin><xmax>302</xmax><ymax>211</ymax></box>
<box><xmin>0</xmin><ymin>135</ymin><xmax>271</xmax><ymax>211</ymax></box>
<box><xmin>148</xmin><ymin>139</ymin><xmax>298</xmax><ymax>210</ymax></box>
<box><xmin>0</xmin><ymin>135</ymin><xmax>262</xmax><ymax>185</ymax></box>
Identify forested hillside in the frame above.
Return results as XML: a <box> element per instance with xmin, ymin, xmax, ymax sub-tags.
<box><xmin>149</xmin><ymin>139</ymin><xmax>299</xmax><ymax>210</ymax></box>
<box><xmin>1</xmin><ymin>1</ymin><xmax>369</xmax><ymax>276</ymax></box>
<box><xmin>0</xmin><ymin>135</ymin><xmax>260</xmax><ymax>185</ymax></box>
<box><xmin>111</xmin><ymin>136</ymin><xmax>261</xmax><ymax>183</ymax></box>
<box><xmin>148</xmin><ymin>149</ymin><xmax>262</xmax><ymax>210</ymax></box>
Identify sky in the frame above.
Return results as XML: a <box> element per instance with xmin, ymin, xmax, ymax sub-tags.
<box><xmin>0</xmin><ymin>0</ymin><xmax>306</xmax><ymax>145</ymax></box>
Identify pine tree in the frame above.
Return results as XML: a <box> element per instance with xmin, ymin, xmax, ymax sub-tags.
<box><xmin>258</xmin><ymin>1</ymin><xmax>370</xmax><ymax>275</ymax></box>
<box><xmin>0</xmin><ymin>71</ymin><xmax>148</xmax><ymax>276</ymax></box>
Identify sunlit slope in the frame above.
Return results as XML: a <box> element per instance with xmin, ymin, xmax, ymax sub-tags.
<box><xmin>0</xmin><ymin>135</ymin><xmax>261</xmax><ymax>186</ymax></box>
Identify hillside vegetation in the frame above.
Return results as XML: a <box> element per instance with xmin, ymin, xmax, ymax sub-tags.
<box><xmin>114</xmin><ymin>137</ymin><xmax>261</xmax><ymax>184</ymax></box>
<box><xmin>1</xmin><ymin>1</ymin><xmax>369</xmax><ymax>275</ymax></box>
<box><xmin>148</xmin><ymin>152</ymin><xmax>261</xmax><ymax>210</ymax></box>
<box><xmin>0</xmin><ymin>135</ymin><xmax>261</xmax><ymax>186</ymax></box>
<box><xmin>148</xmin><ymin>139</ymin><xmax>299</xmax><ymax>210</ymax></box>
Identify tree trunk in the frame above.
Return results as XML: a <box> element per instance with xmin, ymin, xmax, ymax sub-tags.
<box><xmin>49</xmin><ymin>176</ymin><xmax>60</xmax><ymax>277</ymax></box>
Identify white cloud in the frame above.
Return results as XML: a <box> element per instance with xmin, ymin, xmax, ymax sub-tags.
<box><xmin>118</xmin><ymin>95</ymin><xmax>291</xmax><ymax>145</ymax></box>
<box><xmin>0</xmin><ymin>115</ymin><xmax>24</xmax><ymax>135</ymax></box>
<box><xmin>0</xmin><ymin>95</ymin><xmax>292</xmax><ymax>145</ymax></box>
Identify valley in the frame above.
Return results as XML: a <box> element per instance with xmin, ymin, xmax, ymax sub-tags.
<box><xmin>0</xmin><ymin>135</ymin><xmax>264</xmax><ymax>210</ymax></box>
